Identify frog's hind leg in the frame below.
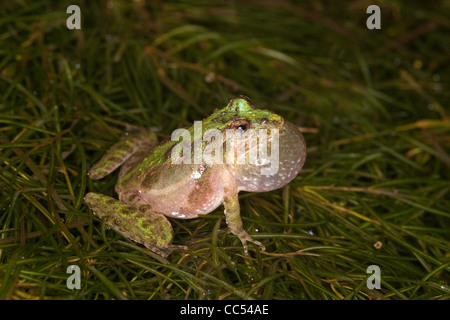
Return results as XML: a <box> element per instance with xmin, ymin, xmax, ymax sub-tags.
<box><xmin>118</xmin><ymin>128</ymin><xmax>160</xmax><ymax>180</ymax></box>
<box><xmin>88</xmin><ymin>126</ymin><xmax>158</xmax><ymax>180</ymax></box>
<box><xmin>84</xmin><ymin>192</ymin><xmax>186</xmax><ymax>257</ymax></box>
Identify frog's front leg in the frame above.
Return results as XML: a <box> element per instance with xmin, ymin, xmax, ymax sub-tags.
<box><xmin>84</xmin><ymin>192</ymin><xmax>186</xmax><ymax>257</ymax></box>
<box><xmin>222</xmin><ymin>185</ymin><xmax>266</xmax><ymax>255</ymax></box>
<box><xmin>88</xmin><ymin>126</ymin><xmax>158</xmax><ymax>180</ymax></box>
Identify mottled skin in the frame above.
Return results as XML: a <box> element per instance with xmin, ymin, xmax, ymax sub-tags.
<box><xmin>85</xmin><ymin>96</ymin><xmax>306</xmax><ymax>257</ymax></box>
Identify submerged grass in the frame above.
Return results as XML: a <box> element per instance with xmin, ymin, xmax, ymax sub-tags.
<box><xmin>0</xmin><ymin>0</ymin><xmax>449</xmax><ymax>300</ymax></box>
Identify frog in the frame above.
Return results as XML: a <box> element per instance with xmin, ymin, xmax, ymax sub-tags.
<box><xmin>84</xmin><ymin>96</ymin><xmax>306</xmax><ymax>257</ymax></box>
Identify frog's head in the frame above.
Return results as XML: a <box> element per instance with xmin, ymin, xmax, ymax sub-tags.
<box><xmin>206</xmin><ymin>96</ymin><xmax>306</xmax><ymax>192</ymax></box>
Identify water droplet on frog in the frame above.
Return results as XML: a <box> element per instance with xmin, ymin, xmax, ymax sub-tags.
<box><xmin>191</xmin><ymin>171</ymin><xmax>202</xmax><ymax>180</ymax></box>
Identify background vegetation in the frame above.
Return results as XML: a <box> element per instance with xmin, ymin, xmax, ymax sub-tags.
<box><xmin>0</xmin><ymin>0</ymin><xmax>449</xmax><ymax>300</ymax></box>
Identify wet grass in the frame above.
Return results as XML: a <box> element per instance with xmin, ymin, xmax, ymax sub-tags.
<box><xmin>0</xmin><ymin>0</ymin><xmax>449</xmax><ymax>300</ymax></box>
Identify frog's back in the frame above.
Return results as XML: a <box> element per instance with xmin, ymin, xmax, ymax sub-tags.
<box><xmin>116</xmin><ymin>141</ymin><xmax>174</xmax><ymax>189</ymax></box>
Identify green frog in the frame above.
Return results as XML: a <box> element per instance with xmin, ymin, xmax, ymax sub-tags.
<box><xmin>84</xmin><ymin>96</ymin><xmax>306</xmax><ymax>257</ymax></box>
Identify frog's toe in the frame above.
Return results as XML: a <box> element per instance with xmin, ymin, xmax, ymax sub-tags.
<box><xmin>235</xmin><ymin>230</ymin><xmax>265</xmax><ymax>255</ymax></box>
<box><xmin>244</xmin><ymin>238</ymin><xmax>265</xmax><ymax>256</ymax></box>
<box><xmin>248</xmin><ymin>238</ymin><xmax>266</xmax><ymax>252</ymax></box>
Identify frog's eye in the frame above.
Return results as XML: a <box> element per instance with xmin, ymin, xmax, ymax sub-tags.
<box><xmin>230</xmin><ymin>119</ymin><xmax>250</xmax><ymax>131</ymax></box>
